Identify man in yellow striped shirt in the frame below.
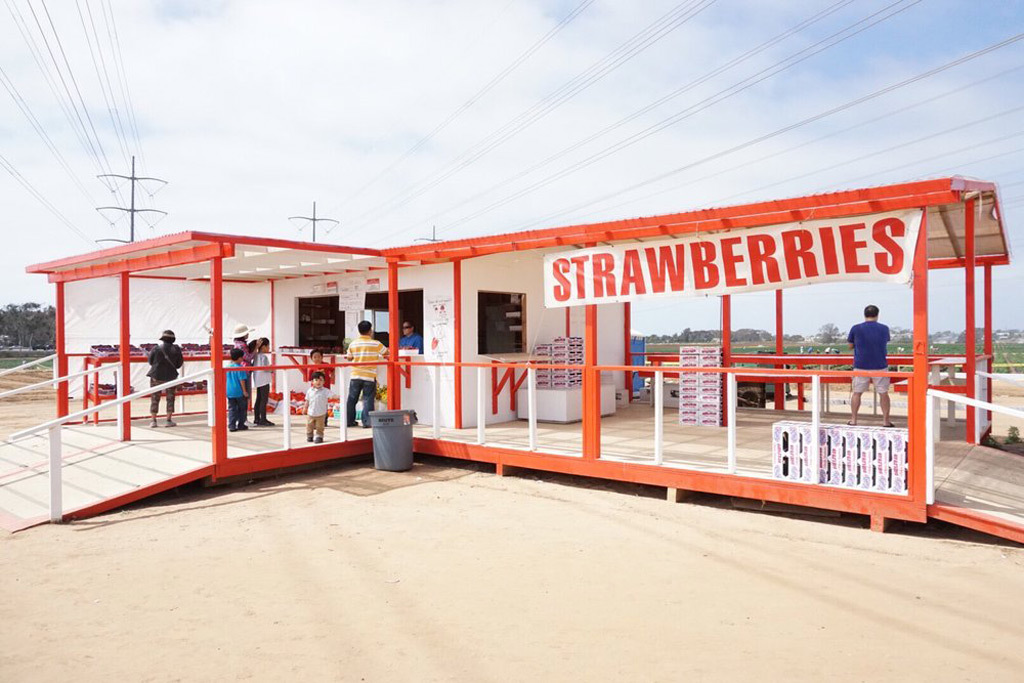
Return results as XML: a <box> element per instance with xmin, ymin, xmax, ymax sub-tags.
<box><xmin>345</xmin><ymin>320</ymin><xmax>388</xmax><ymax>428</ymax></box>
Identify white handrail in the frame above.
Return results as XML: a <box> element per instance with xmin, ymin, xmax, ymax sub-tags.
<box><xmin>8</xmin><ymin>368</ymin><xmax>214</xmax><ymax>442</ymax></box>
<box><xmin>0</xmin><ymin>353</ymin><xmax>56</xmax><ymax>377</ymax></box>
<box><xmin>976</xmin><ymin>371</ymin><xmax>1024</xmax><ymax>390</ymax></box>
<box><xmin>0</xmin><ymin>364</ymin><xmax>102</xmax><ymax>400</ymax></box>
<box><xmin>927</xmin><ymin>388</ymin><xmax>1024</xmax><ymax>420</ymax></box>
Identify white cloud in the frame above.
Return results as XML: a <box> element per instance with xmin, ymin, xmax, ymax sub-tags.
<box><xmin>1</xmin><ymin>0</ymin><xmax>1021</xmax><ymax>334</ymax></box>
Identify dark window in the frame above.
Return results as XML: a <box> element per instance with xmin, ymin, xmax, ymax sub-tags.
<box><xmin>363</xmin><ymin>290</ymin><xmax>424</xmax><ymax>348</ymax></box>
<box><xmin>297</xmin><ymin>296</ymin><xmax>345</xmax><ymax>352</ymax></box>
<box><xmin>478</xmin><ymin>292</ymin><xmax>524</xmax><ymax>355</ymax></box>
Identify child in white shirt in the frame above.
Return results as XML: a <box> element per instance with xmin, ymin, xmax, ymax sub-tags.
<box><xmin>304</xmin><ymin>371</ymin><xmax>330</xmax><ymax>443</ymax></box>
<box><xmin>252</xmin><ymin>338</ymin><xmax>274</xmax><ymax>427</ymax></box>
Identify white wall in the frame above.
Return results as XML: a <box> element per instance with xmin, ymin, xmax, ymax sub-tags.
<box><xmin>270</xmin><ymin>264</ymin><xmax>457</xmax><ymax>427</ymax></box>
<box><xmin>459</xmin><ymin>250</ymin><xmax>626</xmax><ymax>427</ymax></box>
<box><xmin>64</xmin><ymin>276</ymin><xmax>270</xmax><ymax>398</ymax></box>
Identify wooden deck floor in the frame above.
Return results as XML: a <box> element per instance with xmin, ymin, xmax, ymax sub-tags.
<box><xmin>1</xmin><ymin>405</ymin><xmax>1022</xmax><ymax>541</ymax></box>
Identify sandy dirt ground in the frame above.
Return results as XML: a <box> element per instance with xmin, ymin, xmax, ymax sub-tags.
<box><xmin>1</xmin><ymin>374</ymin><xmax>1023</xmax><ymax>681</ymax></box>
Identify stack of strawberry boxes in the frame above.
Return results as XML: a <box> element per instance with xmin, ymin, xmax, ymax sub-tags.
<box><xmin>533</xmin><ymin>336</ymin><xmax>583</xmax><ymax>389</ymax></box>
<box><xmin>771</xmin><ymin>422</ymin><xmax>908</xmax><ymax>493</ymax></box>
<box><xmin>678</xmin><ymin>346</ymin><xmax>722</xmax><ymax>427</ymax></box>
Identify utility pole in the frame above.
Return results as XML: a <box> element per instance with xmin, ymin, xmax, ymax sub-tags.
<box><xmin>96</xmin><ymin>156</ymin><xmax>168</xmax><ymax>243</ymax></box>
<box><xmin>289</xmin><ymin>201</ymin><xmax>338</xmax><ymax>242</ymax></box>
<box><xmin>414</xmin><ymin>225</ymin><xmax>442</xmax><ymax>243</ymax></box>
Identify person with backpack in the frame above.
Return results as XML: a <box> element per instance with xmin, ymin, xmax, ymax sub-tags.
<box><xmin>146</xmin><ymin>329</ymin><xmax>184</xmax><ymax>428</ymax></box>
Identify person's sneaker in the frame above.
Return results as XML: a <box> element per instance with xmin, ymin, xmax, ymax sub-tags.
<box><xmin>306</xmin><ymin>435</ymin><xmax>314</xmax><ymax>442</ymax></box>
<box><xmin>165</xmin><ymin>418</ymin><xmax>176</xmax><ymax>427</ymax></box>
<box><xmin>347</xmin><ymin>422</ymin><xmax>358</xmax><ymax>428</ymax></box>
<box><xmin>314</xmin><ymin>436</ymin><xmax>324</xmax><ymax>444</ymax></box>
<box><xmin>362</xmin><ymin>423</ymin><xmax>371</xmax><ymax>429</ymax></box>
<box><xmin>149</xmin><ymin>418</ymin><xmax>159</xmax><ymax>428</ymax></box>
<box><xmin>237</xmin><ymin>424</ymin><xmax>248</xmax><ymax>431</ymax></box>
<box><xmin>229</xmin><ymin>427</ymin><xmax>238</xmax><ymax>432</ymax></box>
<box><xmin>260</xmin><ymin>420</ymin><xmax>276</xmax><ymax>427</ymax></box>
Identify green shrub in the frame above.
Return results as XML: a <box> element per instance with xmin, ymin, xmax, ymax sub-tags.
<box><xmin>1007</xmin><ymin>426</ymin><xmax>1021</xmax><ymax>444</ymax></box>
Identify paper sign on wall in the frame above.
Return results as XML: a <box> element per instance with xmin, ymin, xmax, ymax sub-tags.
<box><xmin>542</xmin><ymin>210</ymin><xmax>922</xmax><ymax>308</ymax></box>
<box><xmin>426</xmin><ymin>295</ymin><xmax>452</xmax><ymax>361</ymax></box>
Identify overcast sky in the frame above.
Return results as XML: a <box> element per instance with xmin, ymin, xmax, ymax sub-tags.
<box><xmin>2</xmin><ymin>0</ymin><xmax>1022</xmax><ymax>335</ymax></box>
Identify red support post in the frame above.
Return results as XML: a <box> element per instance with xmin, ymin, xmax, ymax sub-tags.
<box><xmin>623</xmin><ymin>302</ymin><xmax>632</xmax><ymax>404</ymax></box>
<box><xmin>910</xmin><ymin>210</ymin><xmax>929</xmax><ymax>505</ymax></box>
<box><xmin>453</xmin><ymin>260</ymin><xmax>463</xmax><ymax>430</ymax></box>
<box><xmin>721</xmin><ymin>295</ymin><xmax>731</xmax><ymax>426</ymax></box>
<box><xmin>119</xmin><ymin>273</ymin><xmax>131</xmax><ymax>441</ymax></box>
<box><xmin>210</xmin><ymin>257</ymin><xmax>227</xmax><ymax>469</ymax></box>
<box><xmin>387</xmin><ymin>260</ymin><xmax>400</xmax><ymax>409</ymax></box>
<box><xmin>774</xmin><ymin>289</ymin><xmax>784</xmax><ymax>410</ymax></box>
<box><xmin>582</xmin><ymin>303</ymin><xmax>600</xmax><ymax>459</ymax></box>
<box><xmin>55</xmin><ymin>281</ymin><xmax>69</xmax><ymax>418</ymax></box>
<box><xmin>965</xmin><ymin>197</ymin><xmax>976</xmax><ymax>444</ymax></box>
<box><xmin>984</xmin><ymin>263</ymin><xmax>993</xmax><ymax>436</ymax></box>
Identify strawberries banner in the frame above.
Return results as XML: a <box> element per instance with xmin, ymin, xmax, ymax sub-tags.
<box><xmin>543</xmin><ymin>209</ymin><xmax>923</xmax><ymax>308</ymax></box>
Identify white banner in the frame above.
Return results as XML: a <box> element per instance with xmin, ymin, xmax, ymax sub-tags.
<box><xmin>543</xmin><ymin>209</ymin><xmax>922</xmax><ymax>308</ymax></box>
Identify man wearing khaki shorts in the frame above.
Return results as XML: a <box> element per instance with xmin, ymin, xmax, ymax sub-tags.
<box><xmin>847</xmin><ymin>305</ymin><xmax>893</xmax><ymax>427</ymax></box>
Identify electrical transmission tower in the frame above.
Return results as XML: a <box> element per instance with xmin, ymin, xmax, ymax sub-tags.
<box><xmin>414</xmin><ymin>225</ymin><xmax>442</xmax><ymax>243</ymax></box>
<box><xmin>289</xmin><ymin>201</ymin><xmax>338</xmax><ymax>242</ymax></box>
<box><xmin>96</xmin><ymin>156</ymin><xmax>168</xmax><ymax>243</ymax></box>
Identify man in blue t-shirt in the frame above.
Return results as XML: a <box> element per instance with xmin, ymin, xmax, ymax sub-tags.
<box><xmin>398</xmin><ymin>321</ymin><xmax>424</xmax><ymax>354</ymax></box>
<box><xmin>847</xmin><ymin>304</ymin><xmax>893</xmax><ymax>427</ymax></box>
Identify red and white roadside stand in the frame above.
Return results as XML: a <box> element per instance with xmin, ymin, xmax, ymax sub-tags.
<box><xmin>8</xmin><ymin>176</ymin><xmax>1020</xmax><ymax>544</ymax></box>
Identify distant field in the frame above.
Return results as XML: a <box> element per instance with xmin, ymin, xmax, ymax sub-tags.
<box><xmin>644</xmin><ymin>342</ymin><xmax>1024</xmax><ymax>371</ymax></box>
<box><xmin>0</xmin><ymin>357</ymin><xmax>52</xmax><ymax>370</ymax></box>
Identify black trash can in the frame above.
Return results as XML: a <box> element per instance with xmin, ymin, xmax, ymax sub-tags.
<box><xmin>367</xmin><ymin>409</ymin><xmax>418</xmax><ymax>471</ymax></box>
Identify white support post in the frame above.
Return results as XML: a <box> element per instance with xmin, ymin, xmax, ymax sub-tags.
<box><xmin>48</xmin><ymin>425</ymin><xmax>62</xmax><ymax>523</ymax></box>
<box><xmin>431</xmin><ymin>365</ymin><xmax>441</xmax><ymax>440</ymax></box>
<box><xmin>974</xmin><ymin>372</ymin><xmax>983</xmax><ymax>443</ymax></box>
<box><xmin>811</xmin><ymin>375</ymin><xmax>821</xmax><ymax>484</ymax></box>
<box><xmin>653</xmin><ymin>369</ymin><xmax>664</xmax><ymax>465</ymax></box>
<box><xmin>206</xmin><ymin>371</ymin><xmax>215</xmax><ymax>427</ymax></box>
<box><xmin>945</xmin><ymin>366</ymin><xmax>956</xmax><ymax>422</ymax></box>
<box><xmin>115</xmin><ymin>369</ymin><xmax>123</xmax><ymax>436</ymax></box>
<box><xmin>926</xmin><ymin>391</ymin><xmax>935</xmax><ymax>505</ymax></box>
<box><xmin>726</xmin><ymin>373</ymin><xmax>737</xmax><ymax>474</ymax></box>
<box><xmin>282</xmin><ymin>370</ymin><xmax>292</xmax><ymax>450</ymax></box>
<box><xmin>337</xmin><ymin>368</ymin><xmax>346</xmax><ymax>443</ymax></box>
<box><xmin>476</xmin><ymin>366</ymin><xmax>486</xmax><ymax>445</ymax></box>
<box><xmin>929</xmin><ymin>365</ymin><xmax>941</xmax><ymax>438</ymax></box>
<box><xmin>528</xmin><ymin>367</ymin><xmax>537</xmax><ymax>452</ymax></box>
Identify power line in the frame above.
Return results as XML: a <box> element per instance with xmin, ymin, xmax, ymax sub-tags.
<box><xmin>0</xmin><ymin>63</ymin><xmax>96</xmax><ymax>202</ymax></box>
<box><xmin>99</xmin><ymin>0</ymin><xmax>147</xmax><ymax>171</ymax></box>
<box><xmin>425</xmin><ymin>0</ymin><xmax>926</xmax><ymax>238</ymax></box>
<box><xmin>572</xmin><ymin>64</ymin><xmax>1024</xmax><ymax>221</ymax></box>
<box><xmin>333</xmin><ymin>0</ymin><xmax>597</xmax><ymax>213</ymax></box>
<box><xmin>504</xmin><ymin>32</ymin><xmax>1024</xmax><ymax>234</ymax></box>
<box><xmin>377</xmin><ymin>0</ymin><xmax>858</xmax><ymax>242</ymax></box>
<box><xmin>343</xmin><ymin>0</ymin><xmax>716</xmax><ymax>231</ymax></box>
<box><xmin>75</xmin><ymin>0</ymin><xmax>132</xmax><ymax>169</ymax></box>
<box><xmin>0</xmin><ymin>151</ymin><xmax>93</xmax><ymax>245</ymax></box>
<box><xmin>4</xmin><ymin>0</ymin><xmax>97</xmax><ymax>169</ymax></box>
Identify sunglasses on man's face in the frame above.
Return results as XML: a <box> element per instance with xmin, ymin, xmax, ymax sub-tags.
<box><xmin>403</xmin><ymin>325</ymin><xmax>412</xmax><ymax>330</ymax></box>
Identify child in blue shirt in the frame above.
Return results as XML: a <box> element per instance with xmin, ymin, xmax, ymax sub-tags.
<box><xmin>226</xmin><ymin>347</ymin><xmax>249</xmax><ymax>432</ymax></box>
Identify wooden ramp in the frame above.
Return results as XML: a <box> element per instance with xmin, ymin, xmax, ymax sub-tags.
<box><xmin>931</xmin><ymin>441</ymin><xmax>1024</xmax><ymax>544</ymax></box>
<box><xmin>0</xmin><ymin>421</ymin><xmax>213</xmax><ymax>531</ymax></box>
<box><xmin>0</xmin><ymin>414</ymin><xmax>376</xmax><ymax>531</ymax></box>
